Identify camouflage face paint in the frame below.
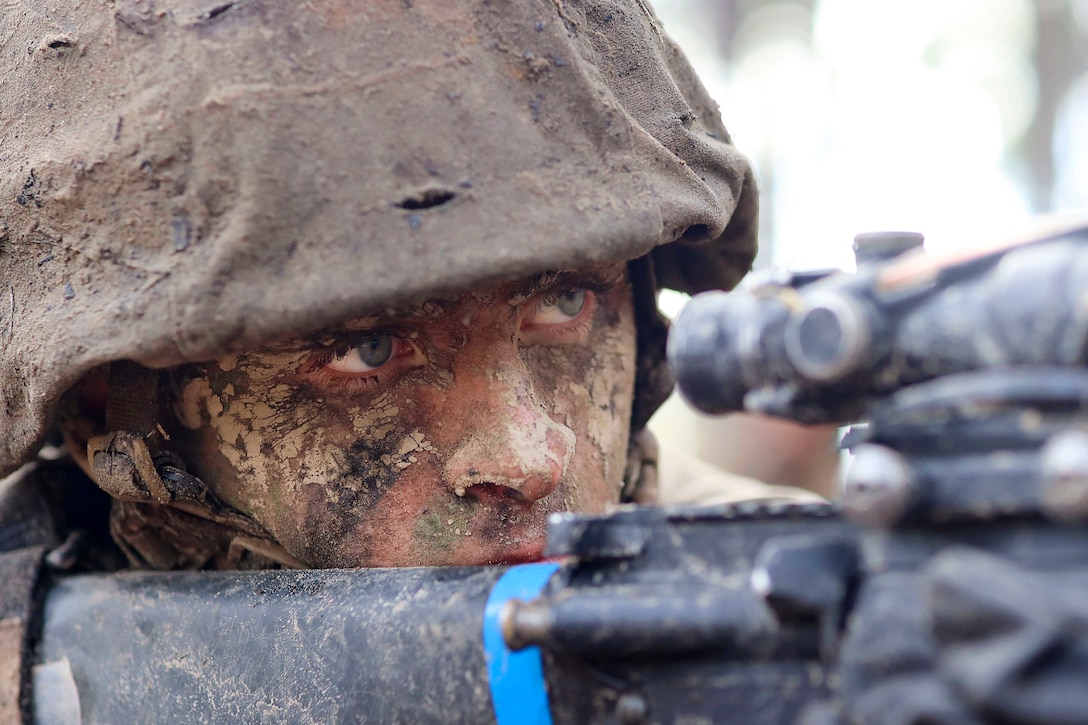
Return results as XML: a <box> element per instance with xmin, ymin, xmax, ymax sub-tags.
<box><xmin>165</xmin><ymin>262</ymin><xmax>636</xmax><ymax>567</ymax></box>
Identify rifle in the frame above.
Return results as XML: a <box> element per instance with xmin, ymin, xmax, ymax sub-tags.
<box><xmin>14</xmin><ymin>216</ymin><xmax>1088</xmax><ymax>724</ymax></box>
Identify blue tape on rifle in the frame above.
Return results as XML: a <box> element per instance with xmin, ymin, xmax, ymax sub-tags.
<box><xmin>483</xmin><ymin>562</ymin><xmax>561</xmax><ymax>725</ymax></box>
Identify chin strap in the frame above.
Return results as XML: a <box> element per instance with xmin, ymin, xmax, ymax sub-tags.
<box><xmin>88</xmin><ymin>360</ymin><xmax>301</xmax><ymax>570</ymax></box>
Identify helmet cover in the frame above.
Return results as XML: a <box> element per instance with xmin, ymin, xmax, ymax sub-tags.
<box><xmin>0</xmin><ymin>0</ymin><xmax>757</xmax><ymax>476</ymax></box>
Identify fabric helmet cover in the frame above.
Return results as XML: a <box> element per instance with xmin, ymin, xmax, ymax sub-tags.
<box><xmin>0</xmin><ymin>0</ymin><xmax>757</xmax><ymax>477</ymax></box>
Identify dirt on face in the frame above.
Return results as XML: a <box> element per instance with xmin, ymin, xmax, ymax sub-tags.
<box><xmin>159</xmin><ymin>262</ymin><xmax>636</xmax><ymax>567</ymax></box>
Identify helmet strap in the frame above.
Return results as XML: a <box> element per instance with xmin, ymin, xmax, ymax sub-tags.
<box><xmin>623</xmin><ymin>255</ymin><xmax>672</xmax><ymax>505</ymax></box>
<box><xmin>621</xmin><ymin>428</ymin><xmax>659</xmax><ymax>504</ymax></box>
<box><xmin>628</xmin><ymin>255</ymin><xmax>674</xmax><ymax>433</ymax></box>
<box><xmin>103</xmin><ymin>360</ymin><xmax>160</xmax><ymax>437</ymax></box>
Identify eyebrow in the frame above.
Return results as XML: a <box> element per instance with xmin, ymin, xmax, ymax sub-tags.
<box><xmin>506</xmin><ymin>266</ymin><xmax>626</xmax><ymax>303</ymax></box>
<box><xmin>506</xmin><ymin>271</ymin><xmax>564</xmax><ymax>302</ymax></box>
<box><xmin>295</xmin><ymin>265</ymin><xmax>627</xmax><ymax>344</ymax></box>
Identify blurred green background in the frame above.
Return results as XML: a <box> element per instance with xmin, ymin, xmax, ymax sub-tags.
<box><xmin>648</xmin><ymin>0</ymin><xmax>1088</xmax><ymax>497</ymax></box>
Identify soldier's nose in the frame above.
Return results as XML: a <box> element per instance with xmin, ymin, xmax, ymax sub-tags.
<box><xmin>442</xmin><ymin>399</ymin><xmax>575</xmax><ymax>504</ymax></box>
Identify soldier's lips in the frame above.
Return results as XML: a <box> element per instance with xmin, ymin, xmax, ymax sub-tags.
<box><xmin>460</xmin><ymin>496</ymin><xmax>560</xmax><ymax>566</ymax></box>
<box><xmin>492</xmin><ymin>549</ymin><xmax>546</xmax><ymax>566</ymax></box>
<box><xmin>455</xmin><ymin>525</ymin><xmax>549</xmax><ymax>565</ymax></box>
<box><xmin>475</xmin><ymin>537</ymin><xmax>548</xmax><ymax>566</ymax></box>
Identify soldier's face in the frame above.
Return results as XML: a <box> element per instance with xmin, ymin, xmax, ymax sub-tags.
<box><xmin>167</xmin><ymin>262</ymin><xmax>636</xmax><ymax>567</ymax></box>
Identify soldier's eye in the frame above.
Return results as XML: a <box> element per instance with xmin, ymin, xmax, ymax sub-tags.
<box><xmin>325</xmin><ymin>335</ymin><xmax>402</xmax><ymax>373</ymax></box>
<box><xmin>525</xmin><ymin>289</ymin><xmax>588</xmax><ymax>327</ymax></box>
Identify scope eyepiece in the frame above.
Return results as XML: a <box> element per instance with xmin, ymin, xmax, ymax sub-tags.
<box><xmin>784</xmin><ymin>293</ymin><xmax>871</xmax><ymax>384</ymax></box>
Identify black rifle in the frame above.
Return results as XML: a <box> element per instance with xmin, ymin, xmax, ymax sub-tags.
<box><xmin>14</xmin><ymin>218</ymin><xmax>1088</xmax><ymax>724</ymax></box>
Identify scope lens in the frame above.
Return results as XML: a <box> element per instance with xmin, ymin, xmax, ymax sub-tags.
<box><xmin>798</xmin><ymin>308</ymin><xmax>845</xmax><ymax>368</ymax></box>
<box><xmin>785</xmin><ymin>294</ymin><xmax>869</xmax><ymax>383</ymax></box>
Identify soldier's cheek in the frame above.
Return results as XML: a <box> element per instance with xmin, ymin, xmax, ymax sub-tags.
<box><xmin>271</xmin><ymin>396</ymin><xmax>451</xmax><ymax>568</ymax></box>
<box><xmin>529</xmin><ymin>347</ymin><xmax>634</xmax><ymax>502</ymax></box>
<box><xmin>335</xmin><ymin>471</ymin><xmax>480</xmax><ymax>568</ymax></box>
<box><xmin>301</xmin><ymin>449</ymin><xmax>493</xmax><ymax>569</ymax></box>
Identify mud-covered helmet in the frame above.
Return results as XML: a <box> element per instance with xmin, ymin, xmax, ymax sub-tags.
<box><xmin>0</xmin><ymin>0</ymin><xmax>757</xmax><ymax>481</ymax></box>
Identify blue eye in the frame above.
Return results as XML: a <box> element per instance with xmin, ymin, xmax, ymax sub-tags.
<box><xmin>556</xmin><ymin>289</ymin><xmax>586</xmax><ymax>317</ymax></box>
<box><xmin>356</xmin><ymin>335</ymin><xmax>393</xmax><ymax>367</ymax></box>
<box><xmin>326</xmin><ymin>335</ymin><xmax>397</xmax><ymax>373</ymax></box>
<box><xmin>528</xmin><ymin>288</ymin><xmax>588</xmax><ymax>326</ymax></box>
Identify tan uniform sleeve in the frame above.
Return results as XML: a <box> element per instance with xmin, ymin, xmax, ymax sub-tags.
<box><xmin>655</xmin><ymin>439</ymin><xmax>824</xmax><ymax>506</ymax></box>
